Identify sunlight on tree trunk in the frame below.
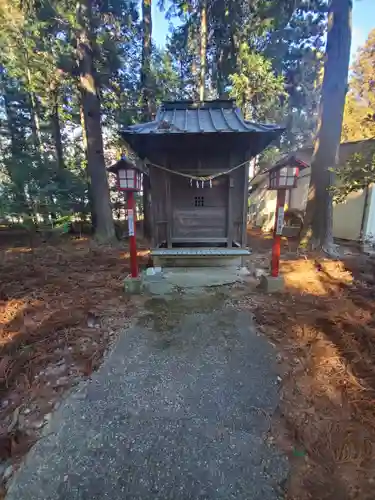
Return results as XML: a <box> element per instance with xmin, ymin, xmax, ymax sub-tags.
<box><xmin>77</xmin><ymin>0</ymin><xmax>115</xmax><ymax>243</ymax></box>
<box><xmin>199</xmin><ymin>0</ymin><xmax>207</xmax><ymax>101</ymax></box>
<box><xmin>141</xmin><ymin>0</ymin><xmax>153</xmax><ymax>119</ymax></box>
<box><xmin>26</xmin><ymin>66</ymin><xmax>44</xmax><ymax>157</ymax></box>
<box><xmin>301</xmin><ymin>0</ymin><xmax>352</xmax><ymax>256</ymax></box>
<box><xmin>141</xmin><ymin>0</ymin><xmax>153</xmax><ymax>239</ymax></box>
<box><xmin>50</xmin><ymin>87</ymin><xmax>65</xmax><ymax>171</ymax></box>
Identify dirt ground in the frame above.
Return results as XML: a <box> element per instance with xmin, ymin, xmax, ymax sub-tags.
<box><xmin>1</xmin><ymin>228</ymin><xmax>375</xmax><ymax>499</ymax></box>
<box><xmin>242</xmin><ymin>228</ymin><xmax>375</xmax><ymax>500</ymax></box>
<box><xmin>0</xmin><ymin>232</ymin><xmax>148</xmax><ymax>496</ymax></box>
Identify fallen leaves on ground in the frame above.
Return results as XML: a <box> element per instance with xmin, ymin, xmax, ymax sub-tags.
<box><xmin>241</xmin><ymin>229</ymin><xmax>375</xmax><ymax>499</ymax></box>
<box><xmin>0</xmin><ymin>235</ymin><xmax>147</xmax><ymax>490</ymax></box>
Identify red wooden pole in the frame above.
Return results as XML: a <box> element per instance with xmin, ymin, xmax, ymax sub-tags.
<box><xmin>271</xmin><ymin>189</ymin><xmax>286</xmax><ymax>278</ymax></box>
<box><xmin>127</xmin><ymin>191</ymin><xmax>138</xmax><ymax>278</ymax></box>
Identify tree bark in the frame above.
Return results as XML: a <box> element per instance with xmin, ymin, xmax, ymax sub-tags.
<box><xmin>199</xmin><ymin>0</ymin><xmax>207</xmax><ymax>101</ymax></box>
<box><xmin>141</xmin><ymin>0</ymin><xmax>153</xmax><ymax>239</ymax></box>
<box><xmin>216</xmin><ymin>47</ymin><xmax>224</xmax><ymax>98</ymax></box>
<box><xmin>301</xmin><ymin>0</ymin><xmax>352</xmax><ymax>254</ymax></box>
<box><xmin>50</xmin><ymin>88</ymin><xmax>65</xmax><ymax>171</ymax></box>
<box><xmin>3</xmin><ymin>86</ymin><xmax>29</xmax><ymax>212</ymax></box>
<box><xmin>26</xmin><ymin>66</ymin><xmax>44</xmax><ymax>158</ymax></box>
<box><xmin>77</xmin><ymin>0</ymin><xmax>115</xmax><ymax>243</ymax></box>
<box><xmin>79</xmin><ymin>101</ymin><xmax>96</xmax><ymax>228</ymax></box>
<box><xmin>141</xmin><ymin>0</ymin><xmax>153</xmax><ymax>119</ymax></box>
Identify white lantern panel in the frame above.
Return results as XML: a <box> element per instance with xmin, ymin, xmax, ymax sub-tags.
<box><xmin>280</xmin><ymin>167</ymin><xmax>288</xmax><ymax>176</ymax></box>
<box><xmin>118</xmin><ymin>169</ymin><xmax>127</xmax><ymax>179</ymax></box>
<box><xmin>286</xmin><ymin>176</ymin><xmax>295</xmax><ymax>186</ymax></box>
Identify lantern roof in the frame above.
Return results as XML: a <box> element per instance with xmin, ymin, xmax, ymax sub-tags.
<box><xmin>267</xmin><ymin>155</ymin><xmax>309</xmax><ymax>173</ymax></box>
<box><xmin>107</xmin><ymin>155</ymin><xmax>144</xmax><ymax>174</ymax></box>
<box><xmin>249</xmin><ymin>154</ymin><xmax>310</xmax><ymax>192</ymax></box>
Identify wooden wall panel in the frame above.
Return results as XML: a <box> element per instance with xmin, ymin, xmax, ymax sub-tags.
<box><xmin>149</xmin><ymin>148</ymin><xmax>248</xmax><ymax>247</ymax></box>
<box><xmin>170</xmin><ymin>175</ymin><xmax>227</xmax><ymax>239</ymax></box>
<box><xmin>231</xmin><ymin>166</ymin><xmax>245</xmax><ymax>243</ymax></box>
<box><xmin>172</xmin><ymin>208</ymin><xmax>226</xmax><ymax>238</ymax></box>
<box><xmin>150</xmin><ymin>167</ymin><xmax>168</xmax><ymax>244</ymax></box>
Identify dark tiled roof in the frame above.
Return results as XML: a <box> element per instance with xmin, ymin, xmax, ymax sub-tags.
<box><xmin>124</xmin><ymin>100</ymin><xmax>284</xmax><ymax>135</ymax></box>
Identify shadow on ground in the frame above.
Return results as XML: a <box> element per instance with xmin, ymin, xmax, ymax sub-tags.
<box><xmin>6</xmin><ymin>287</ymin><xmax>287</xmax><ymax>500</ymax></box>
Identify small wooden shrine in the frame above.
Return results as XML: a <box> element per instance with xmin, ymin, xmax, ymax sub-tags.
<box><xmin>121</xmin><ymin>100</ymin><xmax>284</xmax><ymax>266</ymax></box>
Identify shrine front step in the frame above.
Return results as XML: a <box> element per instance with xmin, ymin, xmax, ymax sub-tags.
<box><xmin>151</xmin><ymin>248</ymin><xmax>250</xmax><ymax>268</ymax></box>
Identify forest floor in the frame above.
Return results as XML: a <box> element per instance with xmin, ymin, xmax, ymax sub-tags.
<box><xmin>1</xmin><ymin>228</ymin><xmax>375</xmax><ymax>499</ymax></box>
<box><xmin>0</xmin><ymin>231</ymin><xmax>148</xmax><ymax>497</ymax></box>
<box><xmin>242</xmin><ymin>228</ymin><xmax>375</xmax><ymax>499</ymax></box>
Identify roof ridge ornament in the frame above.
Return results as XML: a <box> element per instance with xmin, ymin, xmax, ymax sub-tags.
<box><xmin>157</xmin><ymin>120</ymin><xmax>182</xmax><ymax>132</ymax></box>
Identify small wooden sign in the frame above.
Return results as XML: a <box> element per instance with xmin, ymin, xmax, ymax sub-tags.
<box><xmin>128</xmin><ymin>209</ymin><xmax>135</xmax><ymax>236</ymax></box>
<box><xmin>275</xmin><ymin>207</ymin><xmax>284</xmax><ymax>236</ymax></box>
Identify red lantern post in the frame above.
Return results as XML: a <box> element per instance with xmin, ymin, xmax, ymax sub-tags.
<box><xmin>127</xmin><ymin>191</ymin><xmax>138</xmax><ymax>278</ymax></box>
<box><xmin>108</xmin><ymin>156</ymin><xmax>143</xmax><ymax>279</ymax></box>
<box><xmin>271</xmin><ymin>189</ymin><xmax>286</xmax><ymax>277</ymax></box>
<box><xmin>268</xmin><ymin>157</ymin><xmax>308</xmax><ymax>278</ymax></box>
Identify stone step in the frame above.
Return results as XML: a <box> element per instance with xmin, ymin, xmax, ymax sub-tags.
<box><xmin>151</xmin><ymin>248</ymin><xmax>250</xmax><ymax>257</ymax></box>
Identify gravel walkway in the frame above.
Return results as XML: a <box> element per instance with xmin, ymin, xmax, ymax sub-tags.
<box><xmin>6</xmin><ymin>290</ymin><xmax>288</xmax><ymax>500</ymax></box>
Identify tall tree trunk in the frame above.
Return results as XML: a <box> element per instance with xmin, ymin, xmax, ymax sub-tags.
<box><xmin>79</xmin><ymin>101</ymin><xmax>96</xmax><ymax>228</ymax></box>
<box><xmin>50</xmin><ymin>88</ymin><xmax>65</xmax><ymax>171</ymax></box>
<box><xmin>216</xmin><ymin>47</ymin><xmax>225</xmax><ymax>98</ymax></box>
<box><xmin>2</xmin><ymin>86</ymin><xmax>29</xmax><ymax>213</ymax></box>
<box><xmin>199</xmin><ymin>0</ymin><xmax>207</xmax><ymax>101</ymax></box>
<box><xmin>301</xmin><ymin>0</ymin><xmax>352</xmax><ymax>254</ymax></box>
<box><xmin>26</xmin><ymin>66</ymin><xmax>44</xmax><ymax>157</ymax></box>
<box><xmin>141</xmin><ymin>0</ymin><xmax>153</xmax><ymax>239</ymax></box>
<box><xmin>141</xmin><ymin>0</ymin><xmax>153</xmax><ymax>119</ymax></box>
<box><xmin>180</xmin><ymin>60</ymin><xmax>184</xmax><ymax>97</ymax></box>
<box><xmin>77</xmin><ymin>0</ymin><xmax>115</xmax><ymax>243</ymax></box>
<box><xmin>189</xmin><ymin>23</ymin><xmax>199</xmax><ymax>101</ymax></box>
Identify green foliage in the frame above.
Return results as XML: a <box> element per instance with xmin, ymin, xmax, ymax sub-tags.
<box><xmin>151</xmin><ymin>49</ymin><xmax>181</xmax><ymax>103</ymax></box>
<box><xmin>342</xmin><ymin>28</ymin><xmax>375</xmax><ymax>142</ymax></box>
<box><xmin>332</xmin><ymin>147</ymin><xmax>375</xmax><ymax>203</ymax></box>
<box><xmin>0</xmin><ymin>0</ymin><xmax>359</xmax><ymax>230</ymax></box>
<box><xmin>162</xmin><ymin>0</ymin><xmax>327</xmax><ymax>148</ymax></box>
<box><xmin>264</xmin><ymin>0</ymin><xmax>327</xmax><ymax>148</ymax></box>
<box><xmin>332</xmin><ymin>29</ymin><xmax>375</xmax><ymax>204</ymax></box>
<box><xmin>229</xmin><ymin>43</ymin><xmax>286</xmax><ymax>121</ymax></box>
<box><xmin>0</xmin><ymin>0</ymin><xmax>142</xmax><ymax>223</ymax></box>
<box><xmin>55</xmin><ymin>215</ymin><xmax>74</xmax><ymax>227</ymax></box>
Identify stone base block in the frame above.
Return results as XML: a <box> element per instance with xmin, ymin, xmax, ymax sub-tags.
<box><xmin>259</xmin><ymin>275</ymin><xmax>285</xmax><ymax>293</ymax></box>
<box><xmin>124</xmin><ymin>276</ymin><xmax>143</xmax><ymax>294</ymax></box>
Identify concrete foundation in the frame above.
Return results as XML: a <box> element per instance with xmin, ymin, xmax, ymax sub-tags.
<box><xmin>143</xmin><ymin>267</ymin><xmax>245</xmax><ymax>296</ymax></box>
<box><xmin>151</xmin><ymin>248</ymin><xmax>250</xmax><ymax>269</ymax></box>
<box><xmin>259</xmin><ymin>275</ymin><xmax>285</xmax><ymax>293</ymax></box>
<box><xmin>124</xmin><ymin>275</ymin><xmax>143</xmax><ymax>294</ymax></box>
<box><xmin>152</xmin><ymin>255</ymin><xmax>243</xmax><ymax>268</ymax></box>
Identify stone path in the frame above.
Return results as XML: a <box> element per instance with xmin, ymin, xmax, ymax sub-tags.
<box><xmin>6</xmin><ymin>291</ymin><xmax>287</xmax><ymax>500</ymax></box>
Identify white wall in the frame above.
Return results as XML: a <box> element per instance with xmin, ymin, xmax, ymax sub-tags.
<box><xmin>290</xmin><ymin>171</ymin><xmax>310</xmax><ymax>211</ymax></box>
<box><xmin>249</xmin><ymin>181</ymin><xmax>277</xmax><ymax>231</ymax></box>
<box><xmin>333</xmin><ymin>190</ymin><xmax>366</xmax><ymax>241</ymax></box>
<box><xmin>254</xmin><ymin>167</ymin><xmax>367</xmax><ymax>241</ymax></box>
<box><xmin>364</xmin><ymin>185</ymin><xmax>375</xmax><ymax>240</ymax></box>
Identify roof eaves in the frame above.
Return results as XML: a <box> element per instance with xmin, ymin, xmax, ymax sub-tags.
<box><xmin>220</xmin><ymin>108</ymin><xmax>239</xmax><ymax>132</ymax></box>
<box><xmin>197</xmin><ymin>108</ymin><xmax>204</xmax><ymax>132</ymax></box>
<box><xmin>207</xmin><ymin>107</ymin><xmax>219</xmax><ymax>132</ymax></box>
<box><xmin>232</xmin><ymin>108</ymin><xmax>250</xmax><ymax>131</ymax></box>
